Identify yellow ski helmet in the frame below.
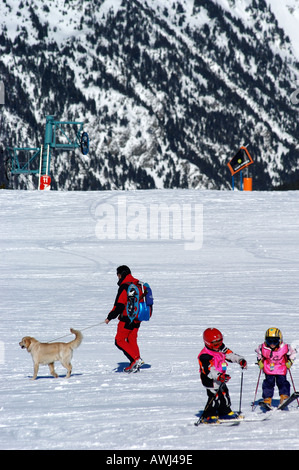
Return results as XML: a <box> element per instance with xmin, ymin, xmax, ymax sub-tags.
<box><xmin>265</xmin><ymin>328</ymin><xmax>282</xmax><ymax>348</ymax></box>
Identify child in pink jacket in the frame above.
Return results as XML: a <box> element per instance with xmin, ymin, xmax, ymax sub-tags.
<box><xmin>198</xmin><ymin>328</ymin><xmax>247</xmax><ymax>422</ymax></box>
<box><xmin>256</xmin><ymin>328</ymin><xmax>296</xmax><ymax>407</ymax></box>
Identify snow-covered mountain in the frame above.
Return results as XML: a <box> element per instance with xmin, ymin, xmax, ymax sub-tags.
<box><xmin>0</xmin><ymin>0</ymin><xmax>299</xmax><ymax>190</ymax></box>
<box><xmin>1</xmin><ymin>188</ymin><xmax>299</xmax><ymax>449</ymax></box>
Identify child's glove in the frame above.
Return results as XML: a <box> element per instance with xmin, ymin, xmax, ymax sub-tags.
<box><xmin>286</xmin><ymin>359</ymin><xmax>293</xmax><ymax>369</ymax></box>
<box><xmin>217</xmin><ymin>372</ymin><xmax>231</xmax><ymax>383</ymax></box>
<box><xmin>258</xmin><ymin>360</ymin><xmax>264</xmax><ymax>369</ymax></box>
<box><xmin>239</xmin><ymin>359</ymin><xmax>247</xmax><ymax>369</ymax></box>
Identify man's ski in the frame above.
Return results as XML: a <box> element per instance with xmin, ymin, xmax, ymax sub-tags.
<box><xmin>277</xmin><ymin>391</ymin><xmax>299</xmax><ymax>410</ymax></box>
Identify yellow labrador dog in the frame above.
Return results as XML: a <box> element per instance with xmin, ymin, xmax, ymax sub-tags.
<box><xmin>19</xmin><ymin>328</ymin><xmax>83</xmax><ymax>380</ymax></box>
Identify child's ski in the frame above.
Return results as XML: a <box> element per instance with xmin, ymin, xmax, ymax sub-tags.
<box><xmin>258</xmin><ymin>392</ymin><xmax>299</xmax><ymax>412</ymax></box>
<box><xmin>194</xmin><ymin>418</ymin><xmax>242</xmax><ymax>426</ymax></box>
<box><xmin>277</xmin><ymin>391</ymin><xmax>299</xmax><ymax>410</ymax></box>
<box><xmin>194</xmin><ymin>413</ymin><xmax>269</xmax><ymax>426</ymax></box>
<box><xmin>259</xmin><ymin>401</ymin><xmax>272</xmax><ymax>412</ymax></box>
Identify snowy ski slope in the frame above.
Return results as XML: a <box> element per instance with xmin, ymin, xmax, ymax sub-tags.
<box><xmin>0</xmin><ymin>189</ymin><xmax>299</xmax><ymax>450</ymax></box>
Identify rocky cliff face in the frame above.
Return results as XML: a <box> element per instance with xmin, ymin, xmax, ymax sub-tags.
<box><xmin>0</xmin><ymin>0</ymin><xmax>298</xmax><ymax>190</ymax></box>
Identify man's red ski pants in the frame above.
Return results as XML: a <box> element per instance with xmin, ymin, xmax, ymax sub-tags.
<box><xmin>115</xmin><ymin>321</ymin><xmax>140</xmax><ymax>363</ymax></box>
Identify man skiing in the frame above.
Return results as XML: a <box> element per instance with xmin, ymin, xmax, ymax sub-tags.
<box><xmin>105</xmin><ymin>266</ymin><xmax>144</xmax><ymax>373</ymax></box>
<box><xmin>198</xmin><ymin>328</ymin><xmax>247</xmax><ymax>423</ymax></box>
<box><xmin>255</xmin><ymin>328</ymin><xmax>296</xmax><ymax>408</ymax></box>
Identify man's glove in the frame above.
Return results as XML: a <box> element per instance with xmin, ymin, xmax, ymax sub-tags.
<box><xmin>217</xmin><ymin>373</ymin><xmax>231</xmax><ymax>383</ymax></box>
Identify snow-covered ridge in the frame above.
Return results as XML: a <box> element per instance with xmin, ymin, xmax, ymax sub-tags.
<box><xmin>0</xmin><ymin>0</ymin><xmax>299</xmax><ymax>191</ymax></box>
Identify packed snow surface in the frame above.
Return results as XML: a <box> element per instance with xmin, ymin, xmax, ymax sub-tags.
<box><xmin>0</xmin><ymin>189</ymin><xmax>299</xmax><ymax>450</ymax></box>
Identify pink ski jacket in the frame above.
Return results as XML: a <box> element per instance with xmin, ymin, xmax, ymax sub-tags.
<box><xmin>198</xmin><ymin>345</ymin><xmax>246</xmax><ymax>391</ymax></box>
<box><xmin>255</xmin><ymin>342</ymin><xmax>296</xmax><ymax>375</ymax></box>
<box><xmin>198</xmin><ymin>346</ymin><xmax>228</xmax><ymax>374</ymax></box>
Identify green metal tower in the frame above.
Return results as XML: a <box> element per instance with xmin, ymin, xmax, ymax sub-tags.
<box><xmin>6</xmin><ymin>115</ymin><xmax>89</xmax><ymax>189</ymax></box>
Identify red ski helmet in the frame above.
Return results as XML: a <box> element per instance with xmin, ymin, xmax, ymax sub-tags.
<box><xmin>203</xmin><ymin>328</ymin><xmax>223</xmax><ymax>351</ymax></box>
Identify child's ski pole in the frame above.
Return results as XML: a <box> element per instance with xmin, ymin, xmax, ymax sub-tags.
<box><xmin>252</xmin><ymin>369</ymin><xmax>262</xmax><ymax>411</ymax></box>
<box><xmin>284</xmin><ymin>354</ymin><xmax>299</xmax><ymax>406</ymax></box>
<box><xmin>238</xmin><ymin>370</ymin><xmax>244</xmax><ymax>414</ymax></box>
<box><xmin>195</xmin><ymin>383</ymin><xmax>225</xmax><ymax>425</ymax></box>
<box><xmin>288</xmin><ymin>368</ymin><xmax>299</xmax><ymax>406</ymax></box>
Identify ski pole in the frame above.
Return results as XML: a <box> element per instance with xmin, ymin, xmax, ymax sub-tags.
<box><xmin>284</xmin><ymin>354</ymin><xmax>299</xmax><ymax>406</ymax></box>
<box><xmin>252</xmin><ymin>369</ymin><xmax>262</xmax><ymax>411</ymax></box>
<box><xmin>195</xmin><ymin>382</ymin><xmax>224</xmax><ymax>425</ymax></box>
<box><xmin>288</xmin><ymin>368</ymin><xmax>299</xmax><ymax>406</ymax></box>
<box><xmin>238</xmin><ymin>370</ymin><xmax>244</xmax><ymax>414</ymax></box>
<box><xmin>204</xmin><ymin>383</ymin><xmax>224</xmax><ymax>413</ymax></box>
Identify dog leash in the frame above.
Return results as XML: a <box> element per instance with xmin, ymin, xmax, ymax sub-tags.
<box><xmin>47</xmin><ymin>321</ymin><xmax>106</xmax><ymax>343</ymax></box>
